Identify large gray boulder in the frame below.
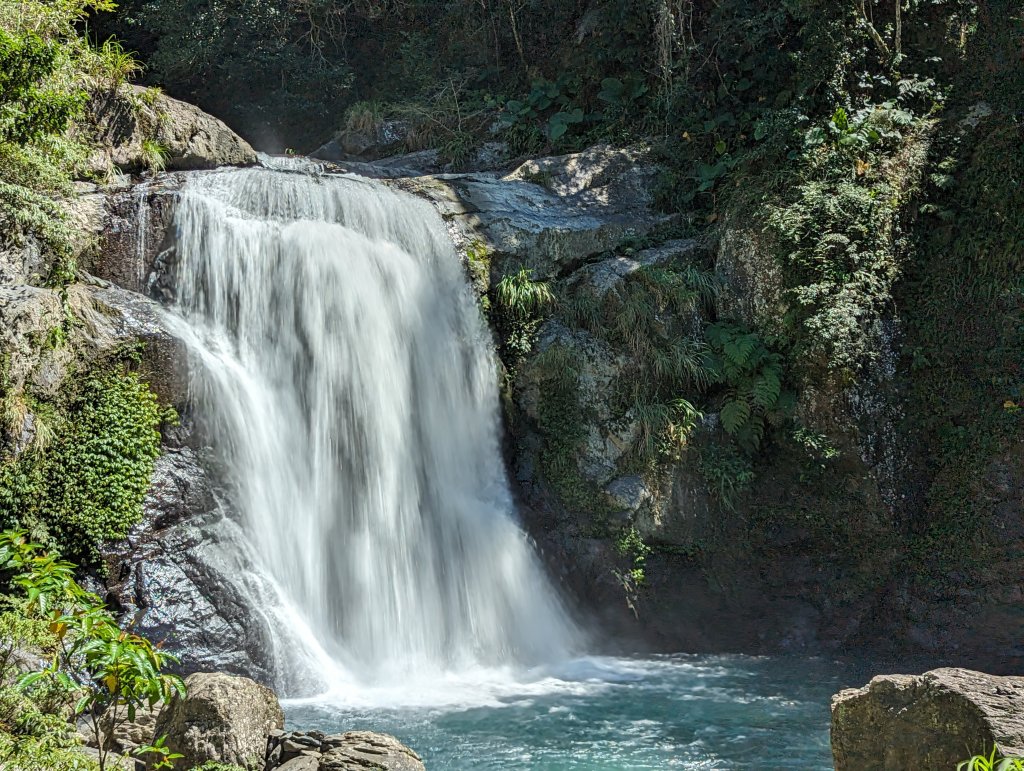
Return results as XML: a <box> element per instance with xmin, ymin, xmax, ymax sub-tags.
<box><xmin>88</xmin><ymin>85</ymin><xmax>257</xmax><ymax>174</ymax></box>
<box><xmin>151</xmin><ymin>672</ymin><xmax>284</xmax><ymax>771</ymax></box>
<box><xmin>0</xmin><ymin>281</ymin><xmax>186</xmax><ymax>452</ymax></box>
<box><xmin>266</xmin><ymin>730</ymin><xmax>425</xmax><ymax>771</ymax></box>
<box><xmin>393</xmin><ymin>143</ymin><xmax>672</xmax><ymax>280</ymax></box>
<box><xmin>831</xmin><ymin>668</ymin><xmax>1024</xmax><ymax>770</ymax></box>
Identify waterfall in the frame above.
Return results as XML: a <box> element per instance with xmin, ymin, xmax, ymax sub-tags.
<box><xmin>163</xmin><ymin>159</ymin><xmax>579</xmax><ymax>699</ymax></box>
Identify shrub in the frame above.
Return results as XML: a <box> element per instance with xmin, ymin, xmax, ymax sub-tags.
<box><xmin>0</xmin><ymin>367</ymin><xmax>169</xmax><ymax>559</ymax></box>
<box><xmin>493</xmin><ymin>267</ymin><xmax>554</xmax><ymax>362</ymax></box>
<box><xmin>0</xmin><ymin>530</ymin><xmax>185</xmax><ymax>771</ymax></box>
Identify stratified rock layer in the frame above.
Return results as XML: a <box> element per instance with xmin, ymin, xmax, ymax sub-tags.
<box><xmin>831</xmin><ymin>668</ymin><xmax>1024</xmax><ymax>771</ymax></box>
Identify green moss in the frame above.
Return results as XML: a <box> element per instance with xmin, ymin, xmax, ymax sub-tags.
<box><xmin>533</xmin><ymin>344</ymin><xmax>599</xmax><ymax>512</ymax></box>
<box><xmin>898</xmin><ymin>111</ymin><xmax>1024</xmax><ymax>580</ymax></box>
<box><xmin>0</xmin><ymin>366</ymin><xmax>169</xmax><ymax>559</ymax></box>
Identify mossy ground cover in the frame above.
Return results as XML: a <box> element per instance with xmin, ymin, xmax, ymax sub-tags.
<box><xmin>0</xmin><ymin>362</ymin><xmax>171</xmax><ymax>561</ymax></box>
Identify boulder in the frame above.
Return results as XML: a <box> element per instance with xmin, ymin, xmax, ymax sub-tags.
<box><xmin>74</xmin><ymin>283</ymin><xmax>189</xmax><ymax>412</ymax></box>
<box><xmin>312</xmin><ymin>120</ymin><xmax>411</xmax><ymax>162</ymax></box>
<box><xmin>266</xmin><ymin>730</ymin><xmax>425</xmax><ymax>771</ymax></box>
<box><xmin>88</xmin><ymin>86</ymin><xmax>258</xmax><ymax>174</ymax></box>
<box><xmin>0</xmin><ymin>281</ymin><xmax>186</xmax><ymax>440</ymax></box>
<box><xmin>393</xmin><ymin>143</ymin><xmax>672</xmax><ymax>280</ymax></box>
<box><xmin>151</xmin><ymin>672</ymin><xmax>284</xmax><ymax>771</ymax></box>
<box><xmin>831</xmin><ymin>668</ymin><xmax>1024</xmax><ymax>771</ymax></box>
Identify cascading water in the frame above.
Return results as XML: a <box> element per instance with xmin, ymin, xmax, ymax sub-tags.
<box><xmin>163</xmin><ymin>158</ymin><xmax>579</xmax><ymax>699</ymax></box>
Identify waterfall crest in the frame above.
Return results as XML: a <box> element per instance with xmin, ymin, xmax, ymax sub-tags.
<box><xmin>164</xmin><ymin>161</ymin><xmax>578</xmax><ymax>698</ymax></box>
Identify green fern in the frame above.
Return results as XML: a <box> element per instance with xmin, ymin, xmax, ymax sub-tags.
<box><xmin>493</xmin><ymin>267</ymin><xmax>554</xmax><ymax>361</ymax></box>
<box><xmin>706</xmin><ymin>321</ymin><xmax>791</xmax><ymax>454</ymax></box>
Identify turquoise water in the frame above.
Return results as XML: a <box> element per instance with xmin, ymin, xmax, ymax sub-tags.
<box><xmin>285</xmin><ymin>655</ymin><xmax>860</xmax><ymax>770</ymax></box>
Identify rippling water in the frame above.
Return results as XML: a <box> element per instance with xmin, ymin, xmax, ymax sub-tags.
<box><xmin>286</xmin><ymin>654</ymin><xmax>860</xmax><ymax>770</ymax></box>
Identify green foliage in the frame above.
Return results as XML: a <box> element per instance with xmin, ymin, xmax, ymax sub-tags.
<box><xmin>135</xmin><ymin>735</ymin><xmax>183</xmax><ymax>770</ymax></box>
<box><xmin>493</xmin><ymin>267</ymin><xmax>554</xmax><ymax>362</ymax></box>
<box><xmin>104</xmin><ymin>0</ymin><xmax>355</xmax><ymax>148</ymax></box>
<box><xmin>764</xmin><ymin>103</ymin><xmax>931</xmax><ymax>380</ymax></box>
<box><xmin>0</xmin><ymin>530</ymin><xmax>186</xmax><ymax>771</ymax></box>
<box><xmin>705</xmin><ymin>322</ymin><xmax>791</xmax><ymax>454</ymax></box>
<box><xmin>0</xmin><ymin>29</ymin><xmax>86</xmax><ymax>144</ymax></box>
<box><xmin>0</xmin><ymin>367</ymin><xmax>169</xmax><ymax>559</ymax></box>
<box><xmin>559</xmin><ymin>257</ymin><xmax>717</xmax><ymax>470</ymax></box>
<box><xmin>496</xmin><ymin>77</ymin><xmax>590</xmax><ymax>147</ymax></box>
<box><xmin>614</xmin><ymin>526</ymin><xmax>651</xmax><ymax>585</ymax></box>
<box><xmin>959</xmin><ymin>747</ymin><xmax>1024</xmax><ymax>771</ymax></box>
<box><xmin>91</xmin><ymin>38</ymin><xmax>140</xmax><ymax>91</ymax></box>
<box><xmin>140</xmin><ymin>137</ymin><xmax>167</xmax><ymax>172</ymax></box>
<box><xmin>0</xmin><ymin>0</ymin><xmax>143</xmax><ymax>284</ymax></box>
<box><xmin>697</xmin><ymin>442</ymin><xmax>755</xmax><ymax>511</ymax></box>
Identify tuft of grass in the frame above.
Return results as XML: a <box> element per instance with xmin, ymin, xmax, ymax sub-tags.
<box><xmin>959</xmin><ymin>747</ymin><xmax>1024</xmax><ymax>771</ymax></box>
<box><xmin>493</xmin><ymin>267</ymin><xmax>555</xmax><ymax>362</ymax></box>
<box><xmin>140</xmin><ymin>138</ymin><xmax>168</xmax><ymax>173</ymax></box>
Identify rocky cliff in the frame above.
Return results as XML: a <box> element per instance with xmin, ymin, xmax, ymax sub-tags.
<box><xmin>1</xmin><ymin>85</ymin><xmax>1018</xmax><ymax>682</ymax></box>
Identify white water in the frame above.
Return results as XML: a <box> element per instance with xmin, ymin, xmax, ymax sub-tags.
<box><xmin>165</xmin><ymin>159</ymin><xmax>580</xmax><ymax>699</ymax></box>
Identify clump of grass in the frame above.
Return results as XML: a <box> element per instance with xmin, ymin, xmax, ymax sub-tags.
<box><xmin>140</xmin><ymin>138</ymin><xmax>168</xmax><ymax>173</ymax></box>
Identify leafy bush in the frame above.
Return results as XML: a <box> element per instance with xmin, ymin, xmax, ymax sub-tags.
<box><xmin>0</xmin><ymin>0</ymin><xmax>142</xmax><ymax>284</ymax></box>
<box><xmin>0</xmin><ymin>29</ymin><xmax>86</xmax><ymax>145</ymax></box>
<box><xmin>0</xmin><ymin>367</ymin><xmax>169</xmax><ymax>558</ymax></box>
<box><xmin>0</xmin><ymin>530</ymin><xmax>185</xmax><ymax>771</ymax></box>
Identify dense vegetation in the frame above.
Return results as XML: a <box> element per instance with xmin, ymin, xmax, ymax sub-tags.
<box><xmin>0</xmin><ymin>0</ymin><xmax>173</xmax><ymax>562</ymax></box>
<box><xmin>0</xmin><ymin>531</ymin><xmax>184</xmax><ymax>771</ymax></box>
<box><xmin>88</xmin><ymin>0</ymin><xmax>1021</xmax><ymax>623</ymax></box>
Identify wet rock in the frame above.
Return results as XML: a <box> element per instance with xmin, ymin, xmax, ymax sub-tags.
<box><xmin>152</xmin><ymin>672</ymin><xmax>284</xmax><ymax>771</ymax></box>
<box><xmin>88</xmin><ymin>86</ymin><xmax>257</xmax><ymax>174</ymax></box>
<box><xmin>266</xmin><ymin>731</ymin><xmax>425</xmax><ymax>771</ymax></box>
<box><xmin>99</xmin><ymin>449</ymin><xmax>277</xmax><ymax>681</ymax></box>
<box><xmin>312</xmin><ymin>120</ymin><xmax>411</xmax><ymax>162</ymax></box>
<box><xmin>0</xmin><ymin>282</ymin><xmax>185</xmax><ymax>411</ymax></box>
<box><xmin>831</xmin><ymin>668</ymin><xmax>1024</xmax><ymax>771</ymax></box>
<box><xmin>76</xmin><ymin>284</ymin><xmax>189</xmax><ymax>412</ymax></box>
<box><xmin>605</xmin><ymin>476</ymin><xmax>651</xmax><ymax>513</ymax></box>
<box><xmin>89</xmin><ymin>175</ymin><xmax>184</xmax><ymax>297</ymax></box>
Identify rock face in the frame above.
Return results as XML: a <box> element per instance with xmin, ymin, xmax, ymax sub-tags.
<box><xmin>99</xmin><ymin>447</ymin><xmax>280</xmax><ymax>682</ymax></box>
<box><xmin>312</xmin><ymin>120</ymin><xmax>412</xmax><ymax>162</ymax></box>
<box><xmin>151</xmin><ymin>672</ymin><xmax>284</xmax><ymax>771</ymax></box>
<box><xmin>88</xmin><ymin>86</ymin><xmax>258</xmax><ymax>174</ymax></box>
<box><xmin>831</xmin><ymin>668</ymin><xmax>1024</xmax><ymax>771</ymax></box>
<box><xmin>266</xmin><ymin>730</ymin><xmax>425</xmax><ymax>771</ymax></box>
<box><xmin>88</xmin><ymin>174</ymin><xmax>185</xmax><ymax>297</ymax></box>
<box><xmin>393</xmin><ymin>143</ymin><xmax>671</xmax><ymax>280</ymax></box>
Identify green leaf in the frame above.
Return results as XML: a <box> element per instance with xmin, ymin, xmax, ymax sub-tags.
<box><xmin>720</xmin><ymin>398</ymin><xmax>751</xmax><ymax>435</ymax></box>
